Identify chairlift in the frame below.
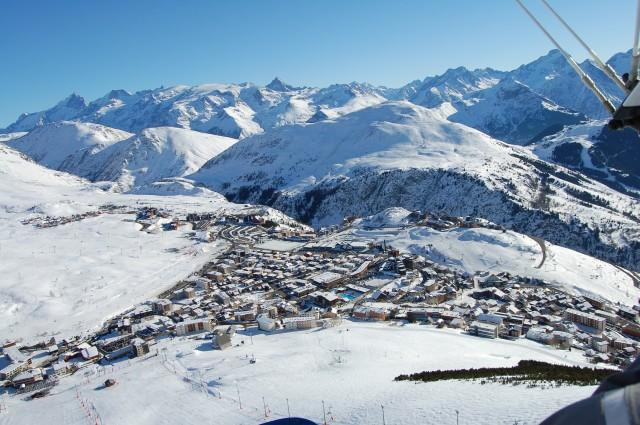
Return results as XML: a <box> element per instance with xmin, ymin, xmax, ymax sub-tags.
<box><xmin>515</xmin><ymin>0</ymin><xmax>640</xmax><ymax>132</ymax></box>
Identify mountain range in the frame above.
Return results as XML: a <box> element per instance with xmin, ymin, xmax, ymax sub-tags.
<box><xmin>2</xmin><ymin>48</ymin><xmax>640</xmax><ymax>271</ymax></box>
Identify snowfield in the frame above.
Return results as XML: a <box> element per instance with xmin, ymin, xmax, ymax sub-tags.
<box><xmin>0</xmin><ymin>212</ymin><xmax>227</xmax><ymax>342</ymax></box>
<box><xmin>0</xmin><ymin>145</ymin><xmax>299</xmax><ymax>342</ymax></box>
<box><xmin>0</xmin><ymin>321</ymin><xmax>596</xmax><ymax>425</ymax></box>
<box><xmin>6</xmin><ymin>123</ymin><xmax>238</xmax><ymax>192</ymax></box>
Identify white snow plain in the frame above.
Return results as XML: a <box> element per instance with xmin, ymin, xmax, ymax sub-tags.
<box><xmin>0</xmin><ymin>321</ymin><xmax>597</xmax><ymax>425</ymax></box>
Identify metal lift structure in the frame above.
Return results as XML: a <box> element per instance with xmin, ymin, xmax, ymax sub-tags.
<box><xmin>515</xmin><ymin>0</ymin><xmax>640</xmax><ymax>132</ymax></box>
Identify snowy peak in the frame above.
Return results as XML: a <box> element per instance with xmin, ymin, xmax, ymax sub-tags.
<box><xmin>265</xmin><ymin>77</ymin><xmax>295</xmax><ymax>92</ymax></box>
<box><xmin>509</xmin><ymin>49</ymin><xmax>627</xmax><ymax>118</ymax></box>
<box><xmin>80</xmin><ymin>126</ymin><xmax>238</xmax><ymax>191</ymax></box>
<box><xmin>449</xmin><ymin>79</ymin><xmax>585</xmax><ymax>145</ymax></box>
<box><xmin>7</xmin><ymin>122</ymin><xmax>237</xmax><ymax>192</ymax></box>
<box><xmin>406</xmin><ymin>66</ymin><xmax>505</xmax><ymax>107</ymax></box>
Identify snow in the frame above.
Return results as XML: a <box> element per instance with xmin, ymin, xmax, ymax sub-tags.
<box><xmin>0</xmin><ymin>132</ymin><xmax>27</xmax><ymax>142</ymax></box>
<box><xmin>0</xmin><ymin>321</ymin><xmax>596</xmax><ymax>425</ymax></box>
<box><xmin>254</xmin><ymin>239</ymin><xmax>306</xmax><ymax>251</ymax></box>
<box><xmin>191</xmin><ymin>100</ymin><xmax>640</xmax><ymax>262</ymax></box>
<box><xmin>7</xmin><ymin>124</ymin><xmax>237</xmax><ymax>192</ymax></box>
<box><xmin>327</xmin><ymin>220</ymin><xmax>640</xmax><ymax>305</ymax></box>
<box><xmin>0</xmin><ymin>145</ymin><xmax>300</xmax><ymax>343</ymax></box>
<box><xmin>0</xmin><ymin>212</ymin><xmax>227</xmax><ymax>342</ymax></box>
<box><xmin>6</xmin><ymin>121</ymin><xmax>132</xmax><ymax>169</ymax></box>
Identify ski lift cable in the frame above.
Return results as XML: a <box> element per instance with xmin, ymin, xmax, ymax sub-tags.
<box><xmin>514</xmin><ymin>0</ymin><xmax>616</xmax><ymax>115</ymax></box>
<box><xmin>540</xmin><ymin>0</ymin><xmax>629</xmax><ymax>93</ymax></box>
<box><xmin>631</xmin><ymin>0</ymin><xmax>640</xmax><ymax>82</ymax></box>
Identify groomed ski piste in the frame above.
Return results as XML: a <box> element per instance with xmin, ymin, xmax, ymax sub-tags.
<box><xmin>0</xmin><ymin>320</ymin><xmax>595</xmax><ymax>425</ymax></box>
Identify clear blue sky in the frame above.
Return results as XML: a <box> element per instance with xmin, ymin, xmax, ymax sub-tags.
<box><xmin>0</xmin><ymin>0</ymin><xmax>635</xmax><ymax>128</ymax></box>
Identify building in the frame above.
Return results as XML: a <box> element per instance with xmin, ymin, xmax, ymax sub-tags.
<box><xmin>315</xmin><ymin>292</ymin><xmax>342</xmax><ymax>308</ymax></box>
<box><xmin>132</xmin><ymin>338</ymin><xmax>151</xmax><ymax>357</ymax></box>
<box><xmin>47</xmin><ymin>362</ymin><xmax>69</xmax><ymax>377</ymax></box>
<box><xmin>594</xmin><ymin>310</ymin><xmax>619</xmax><ymax>325</ymax></box>
<box><xmin>406</xmin><ymin>308</ymin><xmax>444</xmax><ymax>322</ymax></box>
<box><xmin>12</xmin><ymin>368</ymin><xmax>43</xmax><ymax>387</ymax></box>
<box><xmin>234</xmin><ymin>309</ymin><xmax>257</xmax><ymax>322</ymax></box>
<box><xmin>183</xmin><ymin>287</ymin><xmax>196</xmax><ymax>299</ymax></box>
<box><xmin>257</xmin><ymin>314</ymin><xmax>277</xmax><ymax>331</ymax></box>
<box><xmin>353</xmin><ymin>305</ymin><xmax>392</xmax><ymax>321</ymax></box>
<box><xmin>175</xmin><ymin>319</ymin><xmax>213</xmax><ymax>336</ymax></box>
<box><xmin>470</xmin><ymin>321</ymin><xmax>498</xmax><ymax>339</ymax></box>
<box><xmin>152</xmin><ymin>299</ymin><xmax>173</xmax><ymax>315</ymax></box>
<box><xmin>98</xmin><ymin>334</ymin><xmax>134</xmax><ymax>353</ymax></box>
<box><xmin>309</xmin><ymin>271</ymin><xmax>344</xmax><ymax>289</ymax></box>
<box><xmin>564</xmin><ymin>309</ymin><xmax>606</xmax><ymax>332</ymax></box>
<box><xmin>81</xmin><ymin>346</ymin><xmax>101</xmax><ymax>361</ymax></box>
<box><xmin>526</xmin><ymin>327</ymin><xmax>554</xmax><ymax>345</ymax></box>
<box><xmin>618</xmin><ymin>307</ymin><xmax>638</xmax><ymax>322</ymax></box>
<box><xmin>477</xmin><ymin>313</ymin><xmax>504</xmax><ymax>327</ymax></box>
<box><xmin>282</xmin><ymin>316</ymin><xmax>319</xmax><ymax>330</ymax></box>
<box><xmin>3</xmin><ymin>346</ymin><xmax>26</xmax><ymax>364</ymax></box>
<box><xmin>0</xmin><ymin>361</ymin><xmax>29</xmax><ymax>380</ymax></box>
<box><xmin>212</xmin><ymin>331</ymin><xmax>232</xmax><ymax>350</ymax></box>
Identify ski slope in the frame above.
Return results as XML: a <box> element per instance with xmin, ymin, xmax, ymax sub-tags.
<box><xmin>0</xmin><ymin>321</ymin><xmax>596</xmax><ymax>425</ymax></box>
<box><xmin>0</xmin><ymin>145</ymin><xmax>300</xmax><ymax>343</ymax></box>
<box><xmin>326</xmin><ymin>212</ymin><xmax>640</xmax><ymax>305</ymax></box>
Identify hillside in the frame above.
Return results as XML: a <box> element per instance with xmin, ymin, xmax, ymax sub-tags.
<box><xmin>7</xmin><ymin>124</ymin><xmax>237</xmax><ymax>191</ymax></box>
<box><xmin>191</xmin><ymin>101</ymin><xmax>640</xmax><ymax>270</ymax></box>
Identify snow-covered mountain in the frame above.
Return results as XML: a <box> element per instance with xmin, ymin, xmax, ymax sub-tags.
<box><xmin>3</xmin><ymin>50</ymin><xmax>629</xmax><ymax>144</ymax></box>
<box><xmin>190</xmin><ymin>101</ymin><xmax>640</xmax><ymax>270</ymax></box>
<box><xmin>508</xmin><ymin>49</ymin><xmax>627</xmax><ymax>119</ymax></box>
<box><xmin>3</xmin><ymin>80</ymin><xmax>387</xmax><ymax>139</ymax></box>
<box><xmin>530</xmin><ymin>120</ymin><xmax>640</xmax><ymax>195</ymax></box>
<box><xmin>448</xmin><ymin>79</ymin><xmax>585</xmax><ymax>145</ymax></box>
<box><xmin>5</xmin><ymin>121</ymin><xmax>132</xmax><ymax>170</ymax></box>
<box><xmin>83</xmin><ymin>126</ymin><xmax>237</xmax><ymax>191</ymax></box>
<box><xmin>399</xmin><ymin>66</ymin><xmax>506</xmax><ymax>107</ymax></box>
<box><xmin>7</xmin><ymin>123</ymin><xmax>237</xmax><ymax>191</ymax></box>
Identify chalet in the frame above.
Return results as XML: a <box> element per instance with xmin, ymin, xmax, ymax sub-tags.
<box><xmin>176</xmin><ymin>318</ymin><xmax>213</xmax><ymax>336</ymax></box>
<box><xmin>81</xmin><ymin>346</ymin><xmax>101</xmax><ymax>362</ymax></box>
<box><xmin>12</xmin><ymin>368</ymin><xmax>43</xmax><ymax>387</ymax></box>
